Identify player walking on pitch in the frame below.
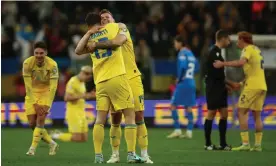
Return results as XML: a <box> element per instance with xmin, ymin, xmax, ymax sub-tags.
<box><xmin>214</xmin><ymin>31</ymin><xmax>267</xmax><ymax>152</ymax></box>
<box><xmin>75</xmin><ymin>13</ymin><xmax>144</xmax><ymax>163</ymax></box>
<box><xmin>86</xmin><ymin>9</ymin><xmax>153</xmax><ymax>164</ymax></box>
<box><xmin>167</xmin><ymin>35</ymin><xmax>199</xmax><ymax>139</ymax></box>
<box><xmin>23</xmin><ymin>41</ymin><xmax>59</xmax><ymax>156</ymax></box>
<box><xmin>51</xmin><ymin>66</ymin><xmax>95</xmax><ymax>142</ymax></box>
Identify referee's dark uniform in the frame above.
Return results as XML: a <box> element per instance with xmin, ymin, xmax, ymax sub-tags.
<box><xmin>205</xmin><ymin>45</ymin><xmax>227</xmax><ymax>110</ymax></box>
<box><xmin>203</xmin><ymin>44</ymin><xmax>229</xmax><ymax>150</ymax></box>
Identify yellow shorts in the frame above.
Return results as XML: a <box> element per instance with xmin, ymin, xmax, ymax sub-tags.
<box><xmin>25</xmin><ymin>92</ymin><xmax>50</xmax><ymax>116</ymax></box>
<box><xmin>66</xmin><ymin>111</ymin><xmax>88</xmax><ymax>133</ymax></box>
<box><xmin>238</xmin><ymin>89</ymin><xmax>267</xmax><ymax>111</ymax></box>
<box><xmin>129</xmin><ymin>76</ymin><xmax>144</xmax><ymax>111</ymax></box>
<box><xmin>96</xmin><ymin>75</ymin><xmax>134</xmax><ymax>112</ymax></box>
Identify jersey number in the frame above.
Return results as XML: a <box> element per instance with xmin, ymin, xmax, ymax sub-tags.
<box><xmin>185</xmin><ymin>63</ymin><xmax>195</xmax><ymax>79</ymax></box>
<box><xmin>95</xmin><ymin>37</ymin><xmax>112</xmax><ymax>59</ymax></box>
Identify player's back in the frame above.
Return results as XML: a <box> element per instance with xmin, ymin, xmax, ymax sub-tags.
<box><xmin>89</xmin><ymin>23</ymin><xmax>126</xmax><ymax>84</ymax></box>
<box><xmin>242</xmin><ymin>45</ymin><xmax>267</xmax><ymax>90</ymax></box>
<box><xmin>65</xmin><ymin>76</ymin><xmax>86</xmax><ymax>114</ymax></box>
<box><xmin>177</xmin><ymin>48</ymin><xmax>198</xmax><ymax>88</ymax></box>
<box><xmin>119</xmin><ymin>23</ymin><xmax>141</xmax><ymax>79</ymax></box>
<box><xmin>23</xmin><ymin>56</ymin><xmax>57</xmax><ymax>92</ymax></box>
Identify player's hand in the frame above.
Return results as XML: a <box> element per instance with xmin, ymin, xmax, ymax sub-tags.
<box><xmin>87</xmin><ymin>42</ymin><xmax>96</xmax><ymax>52</ymax></box>
<box><xmin>87</xmin><ymin>25</ymin><xmax>104</xmax><ymax>35</ymax></box>
<box><xmin>226</xmin><ymin>83</ymin><xmax>233</xmax><ymax>94</ymax></box>
<box><xmin>227</xmin><ymin>82</ymin><xmax>241</xmax><ymax>91</ymax></box>
<box><xmin>41</xmin><ymin>105</ymin><xmax>50</xmax><ymax>114</ymax></box>
<box><xmin>213</xmin><ymin>60</ymin><xmax>224</xmax><ymax>68</ymax></box>
<box><xmin>33</xmin><ymin>104</ymin><xmax>44</xmax><ymax>115</ymax></box>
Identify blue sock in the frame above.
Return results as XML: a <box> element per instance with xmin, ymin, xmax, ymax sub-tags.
<box><xmin>171</xmin><ymin>109</ymin><xmax>180</xmax><ymax>129</ymax></box>
<box><xmin>187</xmin><ymin>112</ymin><xmax>193</xmax><ymax>131</ymax></box>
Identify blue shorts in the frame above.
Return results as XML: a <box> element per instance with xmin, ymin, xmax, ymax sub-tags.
<box><xmin>171</xmin><ymin>84</ymin><xmax>196</xmax><ymax>107</ymax></box>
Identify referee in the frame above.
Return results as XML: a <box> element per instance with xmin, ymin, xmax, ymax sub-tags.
<box><xmin>204</xmin><ymin>30</ymin><xmax>232</xmax><ymax>151</ymax></box>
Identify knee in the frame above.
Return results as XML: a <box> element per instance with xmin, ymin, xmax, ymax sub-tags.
<box><xmin>111</xmin><ymin>113</ymin><xmax>122</xmax><ymax>125</ymax></box>
<box><xmin>207</xmin><ymin>111</ymin><xmax>216</xmax><ymax>120</ymax></box>
<box><xmin>83</xmin><ymin>134</ymin><xmax>88</xmax><ymax>142</ymax></box>
<box><xmin>135</xmin><ymin>111</ymin><xmax>144</xmax><ymax>123</ymax></box>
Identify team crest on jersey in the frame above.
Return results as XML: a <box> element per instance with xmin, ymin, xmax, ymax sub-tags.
<box><xmin>52</xmin><ymin>67</ymin><xmax>58</xmax><ymax>76</ymax></box>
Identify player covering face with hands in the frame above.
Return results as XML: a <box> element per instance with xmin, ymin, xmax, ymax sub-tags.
<box><xmin>24</xmin><ymin>41</ymin><xmax>59</xmax><ymax>156</ymax></box>
<box><xmin>51</xmin><ymin>66</ymin><xmax>95</xmax><ymax>143</ymax></box>
<box><xmin>75</xmin><ymin>12</ymin><xmax>145</xmax><ymax>163</ymax></box>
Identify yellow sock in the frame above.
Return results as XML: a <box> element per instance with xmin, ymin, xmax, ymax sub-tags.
<box><xmin>125</xmin><ymin>124</ymin><xmax>137</xmax><ymax>152</ymax></box>
<box><xmin>31</xmin><ymin>127</ymin><xmax>43</xmax><ymax>148</ymax></box>
<box><xmin>58</xmin><ymin>133</ymin><xmax>72</xmax><ymax>142</ymax></box>
<box><xmin>42</xmin><ymin>129</ymin><xmax>54</xmax><ymax>144</ymax></box>
<box><xmin>137</xmin><ymin>122</ymin><xmax>148</xmax><ymax>151</ymax></box>
<box><xmin>110</xmin><ymin>124</ymin><xmax>121</xmax><ymax>153</ymax></box>
<box><xmin>255</xmin><ymin>132</ymin><xmax>263</xmax><ymax>146</ymax></box>
<box><xmin>93</xmin><ymin>124</ymin><xmax>104</xmax><ymax>154</ymax></box>
<box><xmin>240</xmin><ymin>131</ymin><xmax>249</xmax><ymax>145</ymax></box>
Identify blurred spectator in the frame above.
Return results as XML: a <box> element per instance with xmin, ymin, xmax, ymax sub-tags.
<box><xmin>2</xmin><ymin>1</ymin><xmax>18</xmax><ymax>27</ymax></box>
<box><xmin>135</xmin><ymin>39</ymin><xmax>152</xmax><ymax>92</ymax></box>
<box><xmin>48</xmin><ymin>28</ymin><xmax>67</xmax><ymax>57</ymax></box>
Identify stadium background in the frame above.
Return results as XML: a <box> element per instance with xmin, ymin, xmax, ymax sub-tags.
<box><xmin>2</xmin><ymin>1</ymin><xmax>276</xmax><ymax>166</ymax></box>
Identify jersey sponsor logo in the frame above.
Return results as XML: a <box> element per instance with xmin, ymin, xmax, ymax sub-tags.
<box><xmin>179</xmin><ymin>54</ymin><xmax>186</xmax><ymax>60</ymax></box>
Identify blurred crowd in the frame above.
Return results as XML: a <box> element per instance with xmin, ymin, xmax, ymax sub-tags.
<box><xmin>2</xmin><ymin>1</ymin><xmax>276</xmax><ymax>60</ymax></box>
<box><xmin>2</xmin><ymin>1</ymin><xmax>276</xmax><ymax>99</ymax></box>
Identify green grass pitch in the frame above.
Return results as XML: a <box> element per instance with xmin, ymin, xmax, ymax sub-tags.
<box><xmin>2</xmin><ymin>128</ymin><xmax>276</xmax><ymax>166</ymax></box>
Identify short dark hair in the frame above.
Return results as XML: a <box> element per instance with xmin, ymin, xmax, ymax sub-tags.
<box><xmin>174</xmin><ymin>35</ymin><xmax>186</xmax><ymax>46</ymax></box>
<box><xmin>99</xmin><ymin>9</ymin><xmax>113</xmax><ymax>17</ymax></box>
<box><xmin>216</xmin><ymin>29</ymin><xmax>229</xmax><ymax>41</ymax></box>
<box><xmin>85</xmin><ymin>12</ymin><xmax>101</xmax><ymax>26</ymax></box>
<box><xmin>34</xmin><ymin>41</ymin><xmax>47</xmax><ymax>50</ymax></box>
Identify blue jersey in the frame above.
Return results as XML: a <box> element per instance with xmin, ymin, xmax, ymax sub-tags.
<box><xmin>177</xmin><ymin>48</ymin><xmax>199</xmax><ymax>87</ymax></box>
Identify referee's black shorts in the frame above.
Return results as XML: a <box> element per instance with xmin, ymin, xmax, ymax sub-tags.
<box><xmin>205</xmin><ymin>80</ymin><xmax>228</xmax><ymax>110</ymax></box>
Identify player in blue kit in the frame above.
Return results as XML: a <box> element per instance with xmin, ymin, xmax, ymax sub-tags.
<box><xmin>167</xmin><ymin>35</ymin><xmax>199</xmax><ymax>139</ymax></box>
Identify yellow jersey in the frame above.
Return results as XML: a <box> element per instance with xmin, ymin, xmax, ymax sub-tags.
<box><xmin>22</xmin><ymin>56</ymin><xmax>58</xmax><ymax>93</ymax></box>
<box><xmin>118</xmin><ymin>23</ymin><xmax>141</xmax><ymax>79</ymax></box>
<box><xmin>89</xmin><ymin>23</ymin><xmax>125</xmax><ymax>84</ymax></box>
<box><xmin>65</xmin><ymin>76</ymin><xmax>86</xmax><ymax>113</ymax></box>
<box><xmin>241</xmin><ymin>45</ymin><xmax>267</xmax><ymax>90</ymax></box>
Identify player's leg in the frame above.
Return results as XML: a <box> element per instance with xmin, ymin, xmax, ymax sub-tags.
<box><xmin>130</xmin><ymin>76</ymin><xmax>152</xmax><ymax>163</ymax></box>
<box><xmin>204</xmin><ymin>110</ymin><xmax>217</xmax><ymax>150</ymax></box>
<box><xmin>93</xmin><ymin>83</ymin><xmax>110</xmax><ymax>163</ymax></box>
<box><xmin>107</xmin><ymin>110</ymin><xmax>122</xmax><ymax>164</ymax></box>
<box><xmin>52</xmin><ymin>116</ymin><xmax>88</xmax><ymax>142</ymax></box>
<box><xmin>93</xmin><ymin>110</ymin><xmax>108</xmax><ymax>163</ymax></box>
<box><xmin>232</xmin><ymin>90</ymin><xmax>258</xmax><ymax>151</ymax></box>
<box><xmin>218</xmin><ymin>107</ymin><xmax>231</xmax><ymax>150</ymax></box>
<box><xmin>27</xmin><ymin>114</ymin><xmax>48</xmax><ymax>144</ymax></box>
<box><xmin>167</xmin><ymin>85</ymin><xmax>182</xmax><ymax>138</ymax></box>
<box><xmin>250</xmin><ymin>90</ymin><xmax>266</xmax><ymax>152</ymax></box>
<box><xmin>181</xmin><ymin>106</ymin><xmax>193</xmax><ymax>138</ymax></box>
<box><xmin>109</xmin><ymin>75</ymin><xmax>144</xmax><ymax>163</ymax></box>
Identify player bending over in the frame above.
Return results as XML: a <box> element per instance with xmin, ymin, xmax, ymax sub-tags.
<box><xmin>86</xmin><ymin>9</ymin><xmax>153</xmax><ymax>164</ymax></box>
<box><xmin>75</xmin><ymin>12</ymin><xmax>144</xmax><ymax>163</ymax></box>
<box><xmin>167</xmin><ymin>35</ymin><xmax>199</xmax><ymax>139</ymax></box>
<box><xmin>24</xmin><ymin>41</ymin><xmax>59</xmax><ymax>156</ymax></box>
<box><xmin>214</xmin><ymin>31</ymin><xmax>267</xmax><ymax>152</ymax></box>
<box><xmin>51</xmin><ymin>66</ymin><xmax>95</xmax><ymax>142</ymax></box>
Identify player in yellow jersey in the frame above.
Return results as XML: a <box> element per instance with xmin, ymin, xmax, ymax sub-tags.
<box><xmin>51</xmin><ymin>66</ymin><xmax>95</xmax><ymax>142</ymax></box>
<box><xmin>85</xmin><ymin>9</ymin><xmax>153</xmax><ymax>164</ymax></box>
<box><xmin>75</xmin><ymin>12</ymin><xmax>144</xmax><ymax>163</ymax></box>
<box><xmin>214</xmin><ymin>31</ymin><xmax>267</xmax><ymax>152</ymax></box>
<box><xmin>23</xmin><ymin>41</ymin><xmax>59</xmax><ymax>156</ymax></box>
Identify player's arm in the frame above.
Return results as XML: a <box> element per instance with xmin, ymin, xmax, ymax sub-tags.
<box><xmin>84</xmin><ymin>90</ymin><xmax>96</xmax><ymax>100</ymax></box>
<box><xmin>64</xmin><ymin>82</ymin><xmax>85</xmax><ymax>102</ymax></box>
<box><xmin>75</xmin><ymin>25</ymin><xmax>102</xmax><ymax>55</ymax></box>
<box><xmin>177</xmin><ymin>53</ymin><xmax>188</xmax><ymax>83</ymax></box>
<box><xmin>46</xmin><ymin>64</ymin><xmax>59</xmax><ymax>107</ymax></box>
<box><xmin>64</xmin><ymin>93</ymin><xmax>85</xmax><ymax>102</ymax></box>
<box><xmin>92</xmin><ymin>23</ymin><xmax>128</xmax><ymax>49</ymax></box>
<box><xmin>22</xmin><ymin>62</ymin><xmax>34</xmax><ymax>102</ymax></box>
<box><xmin>214</xmin><ymin>49</ymin><xmax>249</xmax><ymax>68</ymax></box>
<box><xmin>225</xmin><ymin>79</ymin><xmax>241</xmax><ymax>90</ymax></box>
